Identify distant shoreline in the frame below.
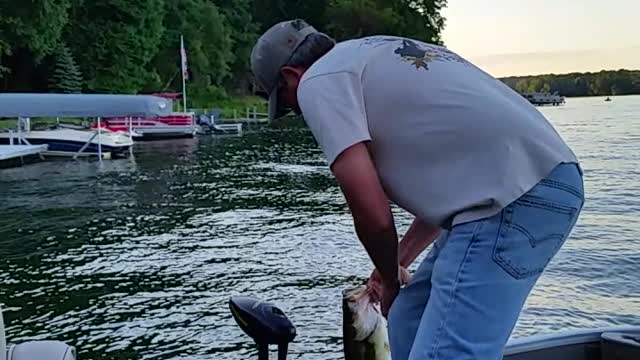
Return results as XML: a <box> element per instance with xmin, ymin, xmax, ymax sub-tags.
<box><xmin>499</xmin><ymin>68</ymin><xmax>640</xmax><ymax>79</ymax></box>
<box><xmin>562</xmin><ymin>94</ymin><xmax>638</xmax><ymax>99</ymax></box>
<box><xmin>499</xmin><ymin>69</ymin><xmax>640</xmax><ymax>97</ymax></box>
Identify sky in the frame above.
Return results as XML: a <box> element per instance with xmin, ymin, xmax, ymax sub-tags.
<box><xmin>441</xmin><ymin>0</ymin><xmax>639</xmax><ymax>77</ymax></box>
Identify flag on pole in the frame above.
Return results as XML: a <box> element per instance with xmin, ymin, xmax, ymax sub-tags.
<box><xmin>180</xmin><ymin>35</ymin><xmax>188</xmax><ymax>81</ymax></box>
<box><xmin>180</xmin><ymin>35</ymin><xmax>188</xmax><ymax>111</ymax></box>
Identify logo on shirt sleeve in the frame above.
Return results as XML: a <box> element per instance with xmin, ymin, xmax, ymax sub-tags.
<box><xmin>394</xmin><ymin>40</ymin><xmax>467</xmax><ymax>71</ymax></box>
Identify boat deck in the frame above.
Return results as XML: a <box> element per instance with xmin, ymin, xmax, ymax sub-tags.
<box><xmin>504</xmin><ymin>327</ymin><xmax>640</xmax><ymax>360</ymax></box>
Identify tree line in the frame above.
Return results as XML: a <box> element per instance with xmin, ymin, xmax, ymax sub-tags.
<box><xmin>500</xmin><ymin>70</ymin><xmax>640</xmax><ymax>97</ymax></box>
<box><xmin>0</xmin><ymin>0</ymin><xmax>446</xmax><ymax>107</ymax></box>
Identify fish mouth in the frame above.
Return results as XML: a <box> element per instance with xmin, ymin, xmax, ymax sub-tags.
<box><xmin>343</xmin><ymin>285</ymin><xmax>385</xmax><ymax>341</ymax></box>
<box><xmin>344</xmin><ymin>285</ymin><xmax>368</xmax><ymax>301</ymax></box>
<box><xmin>344</xmin><ymin>286</ymin><xmax>381</xmax><ymax>309</ymax></box>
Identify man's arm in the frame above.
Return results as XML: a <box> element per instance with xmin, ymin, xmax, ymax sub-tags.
<box><xmin>367</xmin><ymin>218</ymin><xmax>441</xmax><ymax>297</ymax></box>
<box><xmin>330</xmin><ymin>142</ymin><xmax>399</xmax><ymax>287</ymax></box>
<box><xmin>399</xmin><ymin>218</ymin><xmax>441</xmax><ymax>269</ymax></box>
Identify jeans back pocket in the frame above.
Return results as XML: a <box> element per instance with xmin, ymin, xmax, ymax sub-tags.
<box><xmin>492</xmin><ymin>195</ymin><xmax>579</xmax><ymax>280</ymax></box>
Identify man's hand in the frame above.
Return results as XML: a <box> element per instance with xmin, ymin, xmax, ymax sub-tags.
<box><xmin>367</xmin><ymin>266</ymin><xmax>412</xmax><ymax>303</ymax></box>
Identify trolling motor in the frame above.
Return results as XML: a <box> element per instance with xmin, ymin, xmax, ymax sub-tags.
<box><xmin>1</xmin><ymin>307</ymin><xmax>76</xmax><ymax>360</ymax></box>
<box><xmin>229</xmin><ymin>296</ymin><xmax>296</xmax><ymax>360</ymax></box>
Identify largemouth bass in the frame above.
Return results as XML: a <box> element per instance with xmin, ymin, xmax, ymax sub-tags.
<box><xmin>342</xmin><ymin>286</ymin><xmax>391</xmax><ymax>360</ymax></box>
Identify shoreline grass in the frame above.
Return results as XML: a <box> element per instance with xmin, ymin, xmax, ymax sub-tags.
<box><xmin>0</xmin><ymin>117</ymin><xmax>86</xmax><ymax>130</ymax></box>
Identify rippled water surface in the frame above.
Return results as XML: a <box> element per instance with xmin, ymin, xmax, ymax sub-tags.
<box><xmin>0</xmin><ymin>95</ymin><xmax>638</xmax><ymax>359</ymax></box>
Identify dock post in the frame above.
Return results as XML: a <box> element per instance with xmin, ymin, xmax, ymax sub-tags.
<box><xmin>73</xmin><ymin>132</ymin><xmax>99</xmax><ymax>160</ymax></box>
<box><xmin>128</xmin><ymin>116</ymin><xmax>133</xmax><ymax>141</ymax></box>
<box><xmin>17</xmin><ymin>117</ymin><xmax>23</xmax><ymax>145</ymax></box>
<box><xmin>97</xmin><ymin>117</ymin><xmax>103</xmax><ymax>162</ymax></box>
<box><xmin>128</xmin><ymin>116</ymin><xmax>134</xmax><ymax>157</ymax></box>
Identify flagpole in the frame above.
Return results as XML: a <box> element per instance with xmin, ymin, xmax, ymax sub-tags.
<box><xmin>181</xmin><ymin>35</ymin><xmax>187</xmax><ymax>112</ymax></box>
<box><xmin>182</xmin><ymin>66</ymin><xmax>187</xmax><ymax>111</ymax></box>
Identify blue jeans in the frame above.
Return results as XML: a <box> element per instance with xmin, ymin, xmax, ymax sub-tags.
<box><xmin>388</xmin><ymin>163</ymin><xmax>584</xmax><ymax>360</ymax></box>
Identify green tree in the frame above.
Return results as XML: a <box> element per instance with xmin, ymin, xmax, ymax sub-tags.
<box><xmin>0</xmin><ymin>0</ymin><xmax>71</xmax><ymax>66</ymax></box>
<box><xmin>251</xmin><ymin>0</ymin><xmax>446</xmax><ymax>43</ymax></box>
<box><xmin>150</xmin><ymin>0</ymin><xmax>234</xmax><ymax>105</ymax></box>
<box><xmin>391</xmin><ymin>0</ymin><xmax>447</xmax><ymax>44</ymax></box>
<box><xmin>251</xmin><ymin>0</ymin><xmax>330</xmax><ymax>34</ymax></box>
<box><xmin>0</xmin><ymin>39</ymin><xmax>11</xmax><ymax>79</ymax></box>
<box><xmin>527</xmin><ymin>78</ymin><xmax>543</xmax><ymax>93</ymax></box>
<box><xmin>48</xmin><ymin>43</ymin><xmax>83</xmax><ymax>93</ymax></box>
<box><xmin>214</xmin><ymin>0</ymin><xmax>259</xmax><ymax>94</ymax></box>
<box><xmin>515</xmin><ymin>79</ymin><xmax>529</xmax><ymax>93</ymax></box>
<box><xmin>632</xmin><ymin>78</ymin><xmax>640</xmax><ymax>94</ymax></box>
<box><xmin>326</xmin><ymin>0</ymin><xmax>447</xmax><ymax>43</ymax></box>
<box><xmin>66</xmin><ymin>0</ymin><xmax>165</xmax><ymax>93</ymax></box>
<box><xmin>326</xmin><ymin>0</ymin><xmax>400</xmax><ymax>40</ymax></box>
<box><xmin>0</xmin><ymin>0</ymin><xmax>71</xmax><ymax>90</ymax></box>
<box><xmin>610</xmin><ymin>70</ymin><xmax>633</xmax><ymax>95</ymax></box>
<box><xmin>0</xmin><ymin>0</ymin><xmax>450</xmax><ymax>95</ymax></box>
<box><xmin>573</xmin><ymin>76</ymin><xmax>590</xmax><ymax>96</ymax></box>
<box><xmin>591</xmin><ymin>72</ymin><xmax>611</xmax><ymax>95</ymax></box>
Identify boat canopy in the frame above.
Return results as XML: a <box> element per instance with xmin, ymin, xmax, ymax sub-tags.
<box><xmin>0</xmin><ymin>93</ymin><xmax>173</xmax><ymax>118</ymax></box>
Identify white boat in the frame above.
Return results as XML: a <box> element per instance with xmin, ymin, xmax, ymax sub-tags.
<box><xmin>0</xmin><ymin>128</ymin><xmax>133</xmax><ymax>158</ymax></box>
<box><xmin>522</xmin><ymin>92</ymin><xmax>566</xmax><ymax>106</ymax></box>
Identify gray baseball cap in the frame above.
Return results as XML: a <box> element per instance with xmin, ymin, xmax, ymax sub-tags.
<box><xmin>251</xmin><ymin>19</ymin><xmax>318</xmax><ymax>120</ymax></box>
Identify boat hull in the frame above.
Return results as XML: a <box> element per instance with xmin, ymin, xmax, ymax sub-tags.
<box><xmin>0</xmin><ymin>129</ymin><xmax>133</xmax><ymax>158</ymax></box>
<box><xmin>504</xmin><ymin>326</ymin><xmax>640</xmax><ymax>360</ymax></box>
<box><xmin>521</xmin><ymin>92</ymin><xmax>566</xmax><ymax>106</ymax></box>
<box><xmin>131</xmin><ymin>127</ymin><xmax>195</xmax><ymax>141</ymax></box>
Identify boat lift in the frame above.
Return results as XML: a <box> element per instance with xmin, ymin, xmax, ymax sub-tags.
<box><xmin>0</xmin><ymin>93</ymin><xmax>173</xmax><ymax>162</ymax></box>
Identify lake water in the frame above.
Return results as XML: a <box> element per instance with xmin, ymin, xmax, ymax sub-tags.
<box><xmin>0</xmin><ymin>95</ymin><xmax>638</xmax><ymax>359</ymax></box>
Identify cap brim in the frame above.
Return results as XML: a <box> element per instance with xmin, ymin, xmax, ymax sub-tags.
<box><xmin>268</xmin><ymin>90</ymin><xmax>279</xmax><ymax>121</ymax></box>
<box><xmin>267</xmin><ymin>89</ymin><xmax>290</xmax><ymax>121</ymax></box>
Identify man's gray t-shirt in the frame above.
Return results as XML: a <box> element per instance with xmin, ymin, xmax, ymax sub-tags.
<box><xmin>297</xmin><ymin>36</ymin><xmax>578</xmax><ymax>228</ymax></box>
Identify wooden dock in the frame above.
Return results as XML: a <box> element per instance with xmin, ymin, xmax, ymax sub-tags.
<box><xmin>0</xmin><ymin>144</ymin><xmax>48</xmax><ymax>168</ymax></box>
<box><xmin>225</xmin><ymin>108</ymin><xmax>270</xmax><ymax>124</ymax></box>
<box><xmin>0</xmin><ymin>145</ymin><xmax>47</xmax><ymax>160</ymax></box>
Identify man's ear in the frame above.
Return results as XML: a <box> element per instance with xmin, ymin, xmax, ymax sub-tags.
<box><xmin>280</xmin><ymin>66</ymin><xmax>304</xmax><ymax>84</ymax></box>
